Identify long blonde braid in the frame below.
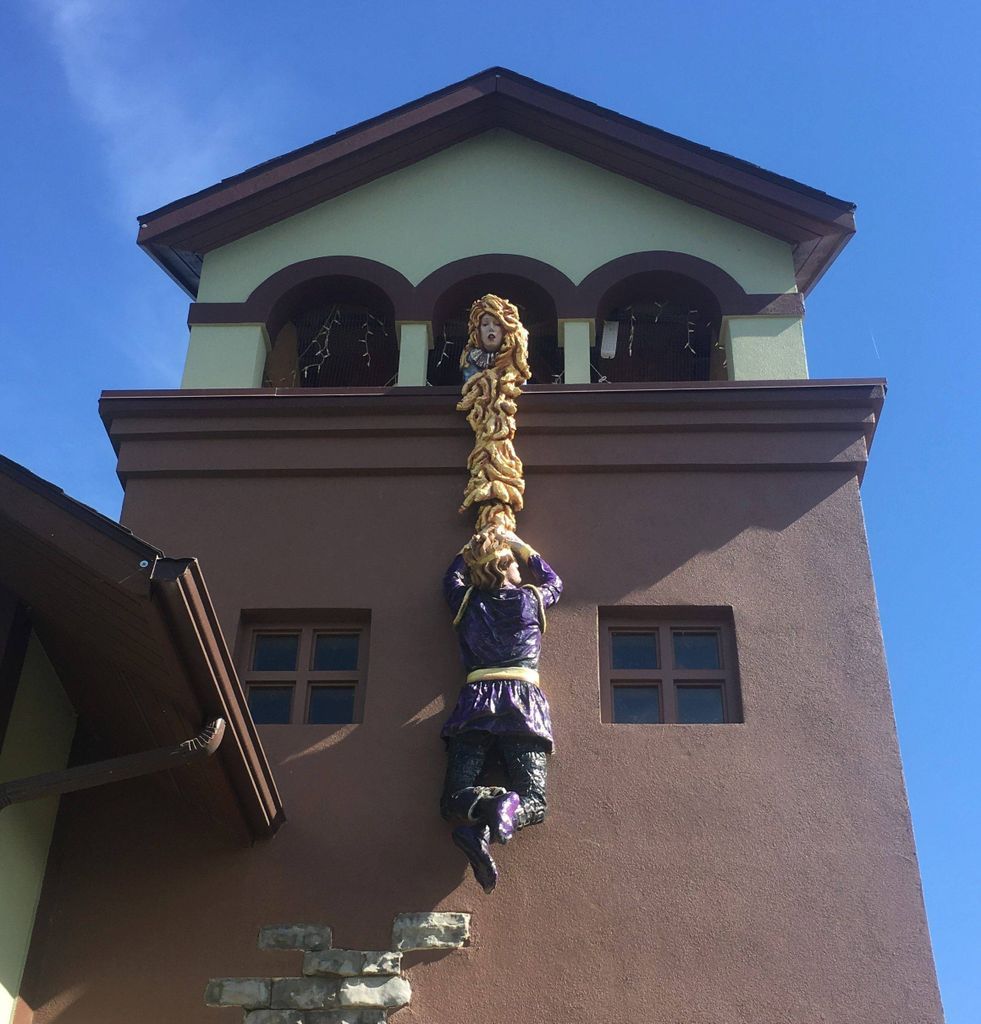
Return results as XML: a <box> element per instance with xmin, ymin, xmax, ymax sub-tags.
<box><xmin>457</xmin><ymin>295</ymin><xmax>530</xmax><ymax>529</ymax></box>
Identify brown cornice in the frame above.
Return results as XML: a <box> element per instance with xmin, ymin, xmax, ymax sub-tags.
<box><xmin>137</xmin><ymin>68</ymin><xmax>855</xmax><ymax>298</ymax></box>
<box><xmin>99</xmin><ymin>380</ymin><xmax>885</xmax><ymax>485</ymax></box>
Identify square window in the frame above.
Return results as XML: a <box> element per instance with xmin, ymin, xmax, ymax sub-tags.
<box><xmin>239</xmin><ymin>617</ymin><xmax>369</xmax><ymax>726</ymax></box>
<box><xmin>677</xmin><ymin>685</ymin><xmax>725</xmax><ymax>724</ymax></box>
<box><xmin>307</xmin><ymin>685</ymin><xmax>356</xmax><ymax>725</ymax></box>
<box><xmin>611</xmin><ymin>631</ymin><xmax>659</xmax><ymax>669</ymax></box>
<box><xmin>601</xmin><ymin>611</ymin><xmax>739</xmax><ymax>724</ymax></box>
<box><xmin>672</xmin><ymin>630</ymin><xmax>721</xmax><ymax>669</ymax></box>
<box><xmin>313</xmin><ymin>633</ymin><xmax>360</xmax><ymax>671</ymax></box>
<box><xmin>612</xmin><ymin>685</ymin><xmax>661</xmax><ymax>723</ymax></box>
<box><xmin>253</xmin><ymin>633</ymin><xmax>299</xmax><ymax>671</ymax></box>
<box><xmin>247</xmin><ymin>685</ymin><xmax>293</xmax><ymax>725</ymax></box>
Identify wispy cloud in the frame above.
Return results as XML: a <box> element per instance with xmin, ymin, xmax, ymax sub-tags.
<box><xmin>31</xmin><ymin>0</ymin><xmax>267</xmax><ymax>225</ymax></box>
<box><xmin>29</xmin><ymin>0</ymin><xmax>287</xmax><ymax>382</ymax></box>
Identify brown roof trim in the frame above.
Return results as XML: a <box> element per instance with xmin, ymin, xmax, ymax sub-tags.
<box><xmin>0</xmin><ymin>454</ymin><xmax>284</xmax><ymax>840</ymax></box>
<box><xmin>137</xmin><ymin>68</ymin><xmax>855</xmax><ymax>298</ymax></box>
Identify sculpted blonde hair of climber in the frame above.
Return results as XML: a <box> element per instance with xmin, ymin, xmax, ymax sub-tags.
<box><xmin>462</xmin><ymin>527</ymin><xmax>515</xmax><ymax>590</ymax></box>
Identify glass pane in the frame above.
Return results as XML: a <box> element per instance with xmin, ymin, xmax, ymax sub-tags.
<box><xmin>248</xmin><ymin>685</ymin><xmax>293</xmax><ymax>724</ymax></box>
<box><xmin>611</xmin><ymin>632</ymin><xmax>659</xmax><ymax>670</ymax></box>
<box><xmin>612</xmin><ymin>685</ymin><xmax>661</xmax><ymax>724</ymax></box>
<box><xmin>253</xmin><ymin>634</ymin><xmax>299</xmax><ymax>671</ymax></box>
<box><xmin>677</xmin><ymin>686</ymin><xmax>724</xmax><ymax>724</ymax></box>
<box><xmin>313</xmin><ymin>633</ymin><xmax>360</xmax><ymax>671</ymax></box>
<box><xmin>672</xmin><ymin>631</ymin><xmax>721</xmax><ymax>669</ymax></box>
<box><xmin>308</xmin><ymin>686</ymin><xmax>356</xmax><ymax>725</ymax></box>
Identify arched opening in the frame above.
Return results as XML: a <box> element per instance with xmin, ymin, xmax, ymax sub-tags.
<box><xmin>264</xmin><ymin>276</ymin><xmax>398</xmax><ymax>388</ymax></box>
<box><xmin>592</xmin><ymin>271</ymin><xmax>724</xmax><ymax>383</ymax></box>
<box><xmin>428</xmin><ymin>274</ymin><xmax>560</xmax><ymax>386</ymax></box>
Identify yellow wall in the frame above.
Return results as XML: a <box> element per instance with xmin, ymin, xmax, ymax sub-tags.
<box><xmin>197</xmin><ymin>130</ymin><xmax>799</xmax><ymax>301</ymax></box>
<box><xmin>0</xmin><ymin>636</ymin><xmax>76</xmax><ymax>1024</ymax></box>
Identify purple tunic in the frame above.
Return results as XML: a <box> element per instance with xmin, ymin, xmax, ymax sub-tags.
<box><xmin>441</xmin><ymin>553</ymin><xmax>562</xmax><ymax>749</ymax></box>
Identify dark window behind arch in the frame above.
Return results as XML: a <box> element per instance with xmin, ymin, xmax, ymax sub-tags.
<box><xmin>592</xmin><ymin>271</ymin><xmax>724</xmax><ymax>383</ymax></box>
<box><xmin>428</xmin><ymin>273</ymin><xmax>561</xmax><ymax>386</ymax></box>
<box><xmin>265</xmin><ymin>276</ymin><xmax>398</xmax><ymax>388</ymax></box>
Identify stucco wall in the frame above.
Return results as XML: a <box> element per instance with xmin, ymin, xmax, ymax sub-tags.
<box><xmin>20</xmin><ymin>386</ymin><xmax>941</xmax><ymax>1024</ymax></box>
<box><xmin>0</xmin><ymin>635</ymin><xmax>75</xmax><ymax>1024</ymax></box>
<box><xmin>196</xmin><ymin>130</ymin><xmax>799</xmax><ymax>301</ymax></box>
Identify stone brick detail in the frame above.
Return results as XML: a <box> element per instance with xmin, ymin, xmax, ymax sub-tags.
<box><xmin>270</xmin><ymin>977</ymin><xmax>339</xmax><ymax>1010</ymax></box>
<box><xmin>338</xmin><ymin>976</ymin><xmax>411</xmax><ymax>1010</ymax></box>
<box><xmin>204</xmin><ymin>977</ymin><xmax>271</xmax><ymax>1008</ymax></box>
<box><xmin>361</xmin><ymin>951</ymin><xmax>400</xmax><ymax>975</ymax></box>
<box><xmin>208</xmin><ymin>915</ymin><xmax>468</xmax><ymax>1020</ymax></box>
<box><xmin>391</xmin><ymin>912</ymin><xmax>471</xmax><ymax>951</ymax></box>
<box><xmin>258</xmin><ymin>925</ymin><xmax>333</xmax><ymax>952</ymax></box>
<box><xmin>246</xmin><ymin>1014</ymin><xmax>383</xmax><ymax>1024</ymax></box>
<box><xmin>307</xmin><ymin>1013</ymin><xmax>386</xmax><ymax>1024</ymax></box>
<box><xmin>303</xmin><ymin>950</ymin><xmax>401</xmax><ymax>977</ymax></box>
<box><xmin>244</xmin><ymin>1012</ymin><xmax>304</xmax><ymax>1024</ymax></box>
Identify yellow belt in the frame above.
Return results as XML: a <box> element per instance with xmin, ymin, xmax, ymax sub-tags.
<box><xmin>466</xmin><ymin>666</ymin><xmax>540</xmax><ymax>686</ymax></box>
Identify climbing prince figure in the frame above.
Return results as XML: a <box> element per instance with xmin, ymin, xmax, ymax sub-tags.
<box><xmin>440</xmin><ymin>526</ymin><xmax>562</xmax><ymax>892</ymax></box>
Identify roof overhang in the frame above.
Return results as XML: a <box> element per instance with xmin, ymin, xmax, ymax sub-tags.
<box><xmin>0</xmin><ymin>455</ymin><xmax>284</xmax><ymax>842</ymax></box>
<box><xmin>137</xmin><ymin>68</ymin><xmax>856</xmax><ymax>299</ymax></box>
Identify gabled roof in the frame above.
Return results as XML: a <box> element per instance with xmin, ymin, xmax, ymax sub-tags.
<box><xmin>0</xmin><ymin>454</ymin><xmax>284</xmax><ymax>841</ymax></box>
<box><xmin>137</xmin><ymin>68</ymin><xmax>855</xmax><ymax>299</ymax></box>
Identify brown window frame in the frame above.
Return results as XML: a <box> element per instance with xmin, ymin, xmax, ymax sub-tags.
<box><xmin>238</xmin><ymin>616</ymin><xmax>370</xmax><ymax>726</ymax></box>
<box><xmin>599</xmin><ymin>610</ymin><xmax>742</xmax><ymax>725</ymax></box>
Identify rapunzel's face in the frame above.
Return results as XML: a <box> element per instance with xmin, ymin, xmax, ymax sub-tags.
<box><xmin>478</xmin><ymin>313</ymin><xmax>504</xmax><ymax>353</ymax></box>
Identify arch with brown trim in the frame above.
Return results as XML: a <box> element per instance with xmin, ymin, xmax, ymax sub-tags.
<box><xmin>187</xmin><ymin>256</ymin><xmax>416</xmax><ymax>337</ymax></box>
<box><xmin>413</xmin><ymin>254</ymin><xmax>577</xmax><ymax>321</ymax></box>
<box><xmin>575</xmin><ymin>251</ymin><xmax>804</xmax><ymax>318</ymax></box>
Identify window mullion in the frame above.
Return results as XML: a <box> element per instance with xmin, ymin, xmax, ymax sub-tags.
<box><xmin>662</xmin><ymin>671</ymin><xmax>679</xmax><ymax>723</ymax></box>
<box><xmin>295</xmin><ymin>629</ymin><xmax>314</xmax><ymax>724</ymax></box>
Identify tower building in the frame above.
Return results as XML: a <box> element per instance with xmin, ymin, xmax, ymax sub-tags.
<box><xmin>1</xmin><ymin>69</ymin><xmax>942</xmax><ymax>1024</ymax></box>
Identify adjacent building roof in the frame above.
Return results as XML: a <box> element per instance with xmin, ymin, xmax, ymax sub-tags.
<box><xmin>0</xmin><ymin>455</ymin><xmax>284</xmax><ymax>841</ymax></box>
<box><xmin>137</xmin><ymin>67</ymin><xmax>856</xmax><ymax>298</ymax></box>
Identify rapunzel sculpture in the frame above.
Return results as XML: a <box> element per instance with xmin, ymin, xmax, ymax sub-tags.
<box><xmin>439</xmin><ymin>295</ymin><xmax>562</xmax><ymax>893</ymax></box>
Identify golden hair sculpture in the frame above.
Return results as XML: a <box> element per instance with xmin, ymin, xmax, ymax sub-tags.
<box><xmin>457</xmin><ymin>294</ymin><xmax>531</xmax><ymax>540</ymax></box>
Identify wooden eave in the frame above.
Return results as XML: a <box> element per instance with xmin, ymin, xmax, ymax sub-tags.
<box><xmin>136</xmin><ymin>68</ymin><xmax>856</xmax><ymax>298</ymax></box>
<box><xmin>0</xmin><ymin>455</ymin><xmax>284</xmax><ymax>841</ymax></box>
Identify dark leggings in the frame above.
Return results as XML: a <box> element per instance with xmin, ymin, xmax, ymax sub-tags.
<box><xmin>441</xmin><ymin>731</ymin><xmax>549</xmax><ymax>829</ymax></box>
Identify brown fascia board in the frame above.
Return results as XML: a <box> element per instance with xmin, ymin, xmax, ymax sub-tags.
<box><xmin>149</xmin><ymin>556</ymin><xmax>284</xmax><ymax>836</ymax></box>
<box><xmin>0</xmin><ymin>454</ymin><xmax>283</xmax><ymax>838</ymax></box>
<box><xmin>99</xmin><ymin>378</ymin><xmax>886</xmax><ymax>461</ymax></box>
<box><xmin>136</xmin><ymin>68</ymin><xmax>855</xmax><ymax>297</ymax></box>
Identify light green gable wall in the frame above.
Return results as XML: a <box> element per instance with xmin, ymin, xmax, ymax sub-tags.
<box><xmin>722</xmin><ymin>315</ymin><xmax>809</xmax><ymax>380</ymax></box>
<box><xmin>0</xmin><ymin>636</ymin><xmax>76</xmax><ymax>1024</ymax></box>
<box><xmin>197</xmin><ymin>130</ymin><xmax>798</xmax><ymax>300</ymax></box>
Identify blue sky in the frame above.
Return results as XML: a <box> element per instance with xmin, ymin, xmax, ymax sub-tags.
<box><xmin>3</xmin><ymin>0</ymin><xmax>979</xmax><ymax>1017</ymax></box>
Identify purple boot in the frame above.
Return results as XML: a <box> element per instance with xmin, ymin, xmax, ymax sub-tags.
<box><xmin>483</xmin><ymin>791</ymin><xmax>521</xmax><ymax>845</ymax></box>
<box><xmin>452</xmin><ymin>824</ymin><xmax>498</xmax><ymax>893</ymax></box>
